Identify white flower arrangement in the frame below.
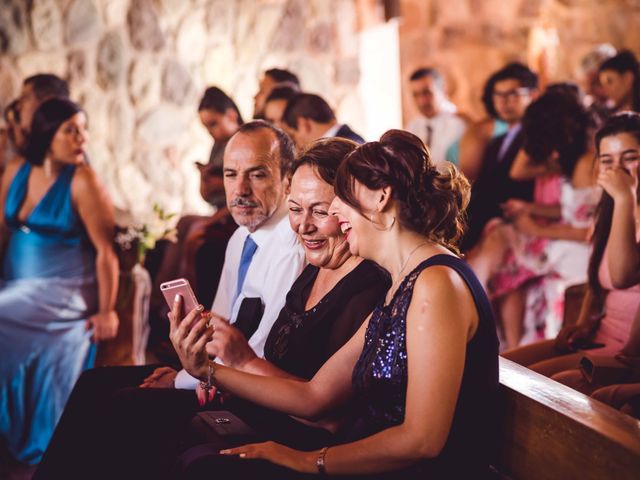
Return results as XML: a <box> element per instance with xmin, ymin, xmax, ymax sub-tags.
<box><xmin>115</xmin><ymin>203</ymin><xmax>178</xmax><ymax>263</ymax></box>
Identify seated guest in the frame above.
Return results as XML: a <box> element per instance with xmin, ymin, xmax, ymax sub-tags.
<box><xmin>282</xmin><ymin>93</ymin><xmax>365</xmax><ymax>148</ymax></box>
<box><xmin>2</xmin><ymin>101</ymin><xmax>25</xmax><ymax>170</ymax></box>
<box><xmin>197</xmin><ymin>86</ymin><xmax>244</xmax><ymax>169</ymax></box>
<box><xmin>461</xmin><ymin>62</ymin><xmax>539</xmax><ymax>252</ymax></box>
<box><xmin>590</xmin><ymin>306</ymin><xmax>640</xmax><ymax>418</ymax></box>
<box><xmin>456</xmin><ymin>69</ymin><xmax>510</xmax><ymax>181</ymax></box>
<box><xmin>16</xmin><ymin>74</ymin><xmax>70</xmax><ymax>153</ymax></box>
<box><xmin>576</xmin><ymin>43</ymin><xmax>617</xmax><ymax>122</ymax></box>
<box><xmin>254</xmin><ymin>68</ymin><xmax>301</xmax><ymax>119</ymax></box>
<box><xmin>149</xmin><ymin>87</ymin><xmax>242</xmax><ymax>333</ymax></box>
<box><xmin>173</xmin><ymin>130</ymin><xmax>499</xmax><ymax>479</ymax></box>
<box><xmin>263</xmin><ymin>86</ymin><xmax>298</xmax><ymax>128</ymax></box>
<box><xmin>35</xmin><ymin>138</ymin><xmax>390</xmax><ymax>479</ymax></box>
<box><xmin>0</xmin><ymin>98</ymin><xmax>119</xmax><ymax>467</ymax></box>
<box><xmin>468</xmin><ymin>89</ymin><xmax>599</xmax><ymax>348</ymax></box>
<box><xmin>405</xmin><ymin>67</ymin><xmax>468</xmax><ymax>168</ymax></box>
<box><xmin>503</xmin><ymin>112</ymin><xmax>640</xmax><ymax>379</ymax></box>
<box><xmin>599</xmin><ymin>50</ymin><xmax>640</xmax><ymax>113</ymax></box>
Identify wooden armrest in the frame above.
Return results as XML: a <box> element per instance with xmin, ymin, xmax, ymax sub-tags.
<box><xmin>494</xmin><ymin>357</ymin><xmax>640</xmax><ymax>480</ymax></box>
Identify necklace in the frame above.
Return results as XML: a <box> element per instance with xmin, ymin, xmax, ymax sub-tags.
<box><xmin>389</xmin><ymin>241</ymin><xmax>430</xmax><ymax>292</ymax></box>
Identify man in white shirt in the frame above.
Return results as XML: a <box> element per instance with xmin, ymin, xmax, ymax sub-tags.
<box><xmin>168</xmin><ymin>121</ymin><xmax>306</xmax><ymax>388</ymax></box>
<box><xmin>405</xmin><ymin>67</ymin><xmax>467</xmax><ymax>168</ymax></box>
<box><xmin>281</xmin><ymin>93</ymin><xmax>365</xmax><ymax>149</ymax></box>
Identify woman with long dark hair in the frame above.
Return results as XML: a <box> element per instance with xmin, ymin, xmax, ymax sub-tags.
<box><xmin>0</xmin><ymin>98</ymin><xmax>119</xmax><ymax>467</ymax></box>
<box><xmin>599</xmin><ymin>50</ymin><xmax>640</xmax><ymax>113</ymax></box>
<box><xmin>468</xmin><ymin>89</ymin><xmax>599</xmax><ymax>348</ymax></box>
<box><xmin>504</xmin><ymin>112</ymin><xmax>640</xmax><ymax>379</ymax></box>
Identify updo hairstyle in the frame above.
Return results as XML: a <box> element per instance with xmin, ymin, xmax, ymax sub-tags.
<box><xmin>334</xmin><ymin>129</ymin><xmax>470</xmax><ymax>252</ymax></box>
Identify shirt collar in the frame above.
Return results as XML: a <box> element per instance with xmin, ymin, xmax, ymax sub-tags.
<box><xmin>321</xmin><ymin>123</ymin><xmax>342</xmax><ymax>138</ymax></box>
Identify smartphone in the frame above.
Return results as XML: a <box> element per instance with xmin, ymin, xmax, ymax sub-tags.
<box><xmin>160</xmin><ymin>278</ymin><xmax>200</xmax><ymax>317</ymax></box>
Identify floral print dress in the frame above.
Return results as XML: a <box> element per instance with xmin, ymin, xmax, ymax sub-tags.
<box><xmin>488</xmin><ymin>178</ymin><xmax>600</xmax><ymax>344</ymax></box>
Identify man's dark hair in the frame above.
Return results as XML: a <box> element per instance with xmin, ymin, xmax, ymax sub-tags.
<box><xmin>491</xmin><ymin>62</ymin><xmax>538</xmax><ymax>91</ymax></box>
<box><xmin>265</xmin><ymin>86</ymin><xmax>298</xmax><ymax>104</ymax></box>
<box><xmin>4</xmin><ymin>99</ymin><xmax>20</xmax><ymax>124</ymax></box>
<box><xmin>409</xmin><ymin>67</ymin><xmax>445</xmax><ymax>90</ymax></box>
<box><xmin>235</xmin><ymin>120</ymin><xmax>297</xmax><ymax>178</ymax></box>
<box><xmin>198</xmin><ymin>86</ymin><xmax>244</xmax><ymax>124</ymax></box>
<box><xmin>282</xmin><ymin>93</ymin><xmax>336</xmax><ymax>130</ymax></box>
<box><xmin>23</xmin><ymin>74</ymin><xmax>70</xmax><ymax>101</ymax></box>
<box><xmin>265</xmin><ymin>68</ymin><xmax>300</xmax><ymax>87</ymax></box>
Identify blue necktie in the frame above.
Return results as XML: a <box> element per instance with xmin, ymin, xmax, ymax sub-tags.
<box><xmin>236</xmin><ymin>235</ymin><xmax>258</xmax><ymax>301</ymax></box>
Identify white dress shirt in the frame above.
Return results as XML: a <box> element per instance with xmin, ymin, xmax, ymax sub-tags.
<box><xmin>175</xmin><ymin>205</ymin><xmax>306</xmax><ymax>389</ymax></box>
<box><xmin>406</xmin><ymin>112</ymin><xmax>467</xmax><ymax>168</ymax></box>
<box><xmin>321</xmin><ymin>123</ymin><xmax>342</xmax><ymax>138</ymax></box>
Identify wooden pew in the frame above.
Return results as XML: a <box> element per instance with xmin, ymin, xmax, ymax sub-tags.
<box><xmin>493</xmin><ymin>357</ymin><xmax>640</xmax><ymax>480</ymax></box>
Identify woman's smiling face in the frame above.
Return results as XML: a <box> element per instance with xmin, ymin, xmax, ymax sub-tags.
<box><xmin>329</xmin><ymin>180</ymin><xmax>382</xmax><ymax>259</ymax></box>
<box><xmin>288</xmin><ymin>164</ymin><xmax>351</xmax><ymax>269</ymax></box>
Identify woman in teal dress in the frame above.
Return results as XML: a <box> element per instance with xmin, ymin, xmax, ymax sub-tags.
<box><xmin>0</xmin><ymin>98</ymin><xmax>119</xmax><ymax>466</ymax></box>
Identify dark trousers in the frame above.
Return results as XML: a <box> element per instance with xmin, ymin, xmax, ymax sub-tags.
<box><xmin>34</xmin><ymin>365</ymin><xmax>199</xmax><ymax>480</ymax></box>
<box><xmin>34</xmin><ymin>366</ymin><xmax>334</xmax><ymax>480</ymax></box>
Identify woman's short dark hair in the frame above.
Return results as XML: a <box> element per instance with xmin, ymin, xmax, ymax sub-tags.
<box><xmin>289</xmin><ymin>137</ymin><xmax>358</xmax><ymax>186</ymax></box>
<box><xmin>334</xmin><ymin>130</ymin><xmax>470</xmax><ymax>252</ymax></box>
<box><xmin>588</xmin><ymin>112</ymin><xmax>640</xmax><ymax>297</ymax></box>
<box><xmin>522</xmin><ymin>90</ymin><xmax>593</xmax><ymax>178</ymax></box>
<box><xmin>599</xmin><ymin>50</ymin><xmax>640</xmax><ymax>111</ymax></box>
<box><xmin>198</xmin><ymin>86</ymin><xmax>244</xmax><ymax>125</ymax></box>
<box><xmin>24</xmin><ymin>98</ymin><xmax>83</xmax><ymax>166</ymax></box>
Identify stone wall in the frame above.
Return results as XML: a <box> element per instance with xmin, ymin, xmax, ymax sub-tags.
<box><xmin>3</xmin><ymin>0</ymin><xmax>640</xmax><ymax>222</ymax></box>
<box><xmin>0</xmin><ymin>0</ymin><xmax>362</xmax><ymax>223</ymax></box>
<box><xmin>399</xmin><ymin>0</ymin><xmax>640</xmax><ymax>123</ymax></box>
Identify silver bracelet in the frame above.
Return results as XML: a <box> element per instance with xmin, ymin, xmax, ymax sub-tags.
<box><xmin>316</xmin><ymin>446</ymin><xmax>329</xmax><ymax>475</ymax></box>
<box><xmin>199</xmin><ymin>360</ymin><xmax>215</xmax><ymax>396</ymax></box>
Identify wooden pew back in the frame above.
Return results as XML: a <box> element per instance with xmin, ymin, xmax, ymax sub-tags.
<box><xmin>494</xmin><ymin>358</ymin><xmax>640</xmax><ymax>480</ymax></box>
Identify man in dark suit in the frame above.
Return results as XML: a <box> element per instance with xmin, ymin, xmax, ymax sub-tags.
<box><xmin>281</xmin><ymin>93</ymin><xmax>365</xmax><ymax>148</ymax></box>
<box><xmin>462</xmin><ymin>63</ymin><xmax>539</xmax><ymax>252</ymax></box>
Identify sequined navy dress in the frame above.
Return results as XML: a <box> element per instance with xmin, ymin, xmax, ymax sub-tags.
<box><xmin>348</xmin><ymin>254</ymin><xmax>499</xmax><ymax>479</ymax></box>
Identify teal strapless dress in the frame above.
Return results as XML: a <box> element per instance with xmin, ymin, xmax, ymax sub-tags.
<box><xmin>0</xmin><ymin>162</ymin><xmax>98</xmax><ymax>464</ymax></box>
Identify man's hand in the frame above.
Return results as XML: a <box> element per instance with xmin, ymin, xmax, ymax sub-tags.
<box><xmin>139</xmin><ymin>367</ymin><xmax>178</xmax><ymax>388</ymax></box>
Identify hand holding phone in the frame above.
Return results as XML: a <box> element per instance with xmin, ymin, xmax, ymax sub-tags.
<box><xmin>160</xmin><ymin>278</ymin><xmax>200</xmax><ymax>319</ymax></box>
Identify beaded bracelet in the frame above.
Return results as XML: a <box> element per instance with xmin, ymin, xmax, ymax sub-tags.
<box><xmin>316</xmin><ymin>446</ymin><xmax>329</xmax><ymax>475</ymax></box>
